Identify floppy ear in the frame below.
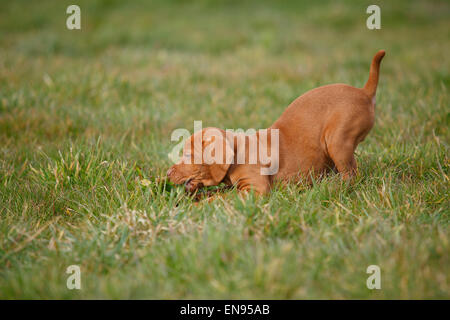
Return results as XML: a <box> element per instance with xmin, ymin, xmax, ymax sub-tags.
<box><xmin>204</xmin><ymin>133</ymin><xmax>234</xmax><ymax>184</ymax></box>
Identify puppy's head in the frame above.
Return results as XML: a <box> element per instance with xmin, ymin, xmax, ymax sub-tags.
<box><xmin>167</xmin><ymin>127</ymin><xmax>234</xmax><ymax>192</ymax></box>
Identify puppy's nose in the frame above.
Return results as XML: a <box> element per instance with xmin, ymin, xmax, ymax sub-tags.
<box><xmin>167</xmin><ymin>168</ymin><xmax>174</xmax><ymax>177</ymax></box>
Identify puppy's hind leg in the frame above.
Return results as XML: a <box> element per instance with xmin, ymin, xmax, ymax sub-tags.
<box><xmin>326</xmin><ymin>137</ymin><xmax>357</xmax><ymax>181</ymax></box>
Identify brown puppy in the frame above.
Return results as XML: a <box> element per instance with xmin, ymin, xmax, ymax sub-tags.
<box><xmin>167</xmin><ymin>50</ymin><xmax>385</xmax><ymax>194</ymax></box>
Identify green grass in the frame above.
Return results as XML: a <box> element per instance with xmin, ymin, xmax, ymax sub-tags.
<box><xmin>0</xmin><ymin>0</ymin><xmax>449</xmax><ymax>299</ymax></box>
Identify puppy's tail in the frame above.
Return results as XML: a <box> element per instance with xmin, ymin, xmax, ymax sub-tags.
<box><xmin>363</xmin><ymin>50</ymin><xmax>385</xmax><ymax>98</ymax></box>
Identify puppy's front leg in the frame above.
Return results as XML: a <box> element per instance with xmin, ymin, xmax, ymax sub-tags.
<box><xmin>228</xmin><ymin>165</ymin><xmax>271</xmax><ymax>195</ymax></box>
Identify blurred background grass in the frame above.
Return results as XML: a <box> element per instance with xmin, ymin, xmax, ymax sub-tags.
<box><xmin>0</xmin><ymin>0</ymin><xmax>448</xmax><ymax>299</ymax></box>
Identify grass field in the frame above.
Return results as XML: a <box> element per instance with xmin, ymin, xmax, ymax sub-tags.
<box><xmin>0</xmin><ymin>0</ymin><xmax>449</xmax><ymax>299</ymax></box>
